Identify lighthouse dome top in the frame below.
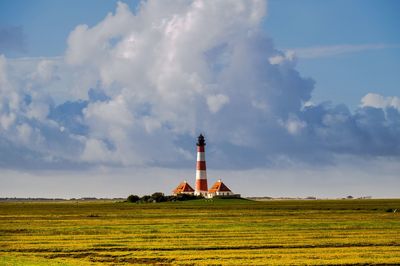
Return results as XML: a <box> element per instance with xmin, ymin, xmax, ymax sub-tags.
<box><xmin>197</xmin><ymin>134</ymin><xmax>206</xmax><ymax>146</ymax></box>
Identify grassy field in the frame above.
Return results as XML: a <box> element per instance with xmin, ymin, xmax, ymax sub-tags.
<box><xmin>0</xmin><ymin>198</ymin><xmax>399</xmax><ymax>265</ymax></box>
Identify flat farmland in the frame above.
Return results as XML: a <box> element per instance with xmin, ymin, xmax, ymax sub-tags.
<box><xmin>0</xmin><ymin>199</ymin><xmax>399</xmax><ymax>265</ymax></box>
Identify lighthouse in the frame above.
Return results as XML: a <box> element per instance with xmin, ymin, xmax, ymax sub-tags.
<box><xmin>195</xmin><ymin>134</ymin><xmax>208</xmax><ymax>196</ymax></box>
<box><xmin>172</xmin><ymin>134</ymin><xmax>240</xmax><ymax>199</ymax></box>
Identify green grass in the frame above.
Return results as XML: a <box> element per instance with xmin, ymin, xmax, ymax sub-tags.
<box><xmin>0</xmin><ymin>199</ymin><xmax>400</xmax><ymax>265</ymax></box>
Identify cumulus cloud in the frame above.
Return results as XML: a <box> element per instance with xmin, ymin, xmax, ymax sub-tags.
<box><xmin>361</xmin><ymin>93</ymin><xmax>400</xmax><ymax>111</ymax></box>
<box><xmin>0</xmin><ymin>0</ymin><xmax>399</xmax><ymax>171</ymax></box>
<box><xmin>268</xmin><ymin>50</ymin><xmax>296</xmax><ymax>65</ymax></box>
<box><xmin>280</xmin><ymin>114</ymin><xmax>306</xmax><ymax>135</ymax></box>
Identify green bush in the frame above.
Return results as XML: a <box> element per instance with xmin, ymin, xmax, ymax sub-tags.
<box><xmin>173</xmin><ymin>194</ymin><xmax>203</xmax><ymax>201</ymax></box>
<box><xmin>151</xmin><ymin>192</ymin><xmax>167</xmax><ymax>202</ymax></box>
<box><xmin>127</xmin><ymin>193</ymin><xmax>203</xmax><ymax>203</ymax></box>
<box><xmin>127</xmin><ymin>195</ymin><xmax>140</xmax><ymax>203</ymax></box>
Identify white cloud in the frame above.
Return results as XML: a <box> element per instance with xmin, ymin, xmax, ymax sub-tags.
<box><xmin>66</xmin><ymin>2</ymin><xmax>135</xmax><ymax>66</ymax></box>
<box><xmin>143</xmin><ymin>117</ymin><xmax>162</xmax><ymax>133</ymax></box>
<box><xmin>0</xmin><ymin>0</ymin><xmax>399</xmax><ymax>173</ymax></box>
<box><xmin>269</xmin><ymin>50</ymin><xmax>295</xmax><ymax>65</ymax></box>
<box><xmin>361</xmin><ymin>93</ymin><xmax>400</xmax><ymax>111</ymax></box>
<box><xmin>280</xmin><ymin>114</ymin><xmax>306</xmax><ymax>135</ymax></box>
<box><xmin>83</xmin><ymin>94</ymin><xmax>132</xmax><ymax>129</ymax></box>
<box><xmin>26</xmin><ymin>101</ymin><xmax>49</xmax><ymax>120</ymax></box>
<box><xmin>16</xmin><ymin>123</ymin><xmax>32</xmax><ymax>144</ymax></box>
<box><xmin>81</xmin><ymin>138</ymin><xmax>114</xmax><ymax>163</ymax></box>
<box><xmin>0</xmin><ymin>55</ymin><xmax>19</xmax><ymax>130</ymax></box>
<box><xmin>206</xmin><ymin>94</ymin><xmax>229</xmax><ymax>113</ymax></box>
<box><xmin>0</xmin><ymin>113</ymin><xmax>15</xmax><ymax>130</ymax></box>
<box><xmin>31</xmin><ymin>60</ymin><xmax>57</xmax><ymax>83</ymax></box>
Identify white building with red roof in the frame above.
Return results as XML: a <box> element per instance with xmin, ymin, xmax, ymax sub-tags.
<box><xmin>207</xmin><ymin>179</ymin><xmax>235</xmax><ymax>198</ymax></box>
<box><xmin>172</xmin><ymin>180</ymin><xmax>195</xmax><ymax>196</ymax></box>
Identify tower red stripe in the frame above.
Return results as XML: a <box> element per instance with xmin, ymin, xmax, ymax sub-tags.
<box><xmin>196</xmin><ymin>161</ymin><xmax>206</xmax><ymax>170</ymax></box>
<box><xmin>196</xmin><ymin>179</ymin><xmax>208</xmax><ymax>191</ymax></box>
<box><xmin>197</xmin><ymin>146</ymin><xmax>204</xmax><ymax>152</ymax></box>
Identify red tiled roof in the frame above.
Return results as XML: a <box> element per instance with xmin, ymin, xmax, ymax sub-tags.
<box><xmin>208</xmin><ymin>180</ymin><xmax>232</xmax><ymax>193</ymax></box>
<box><xmin>173</xmin><ymin>181</ymin><xmax>195</xmax><ymax>194</ymax></box>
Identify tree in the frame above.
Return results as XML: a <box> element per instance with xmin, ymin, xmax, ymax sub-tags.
<box><xmin>127</xmin><ymin>195</ymin><xmax>140</xmax><ymax>203</ymax></box>
<box><xmin>141</xmin><ymin>195</ymin><xmax>151</xmax><ymax>203</ymax></box>
<box><xmin>151</xmin><ymin>192</ymin><xmax>166</xmax><ymax>202</ymax></box>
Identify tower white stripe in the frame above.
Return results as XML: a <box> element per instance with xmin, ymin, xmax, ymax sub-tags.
<box><xmin>197</xmin><ymin>152</ymin><xmax>205</xmax><ymax>161</ymax></box>
<box><xmin>196</xmin><ymin>170</ymin><xmax>207</xmax><ymax>179</ymax></box>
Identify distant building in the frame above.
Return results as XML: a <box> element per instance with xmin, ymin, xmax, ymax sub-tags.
<box><xmin>172</xmin><ymin>180</ymin><xmax>195</xmax><ymax>196</ymax></box>
<box><xmin>208</xmin><ymin>179</ymin><xmax>235</xmax><ymax>198</ymax></box>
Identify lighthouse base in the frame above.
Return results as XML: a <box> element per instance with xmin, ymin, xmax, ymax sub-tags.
<box><xmin>194</xmin><ymin>191</ymin><xmax>208</xmax><ymax>197</ymax></box>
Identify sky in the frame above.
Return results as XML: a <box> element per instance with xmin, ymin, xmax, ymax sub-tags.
<box><xmin>0</xmin><ymin>0</ymin><xmax>399</xmax><ymax>198</ymax></box>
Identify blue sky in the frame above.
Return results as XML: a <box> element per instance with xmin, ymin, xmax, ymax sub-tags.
<box><xmin>0</xmin><ymin>0</ymin><xmax>399</xmax><ymax>198</ymax></box>
<box><xmin>264</xmin><ymin>0</ymin><xmax>400</xmax><ymax>107</ymax></box>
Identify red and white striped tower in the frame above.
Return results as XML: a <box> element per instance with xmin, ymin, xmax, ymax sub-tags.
<box><xmin>195</xmin><ymin>134</ymin><xmax>208</xmax><ymax>196</ymax></box>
